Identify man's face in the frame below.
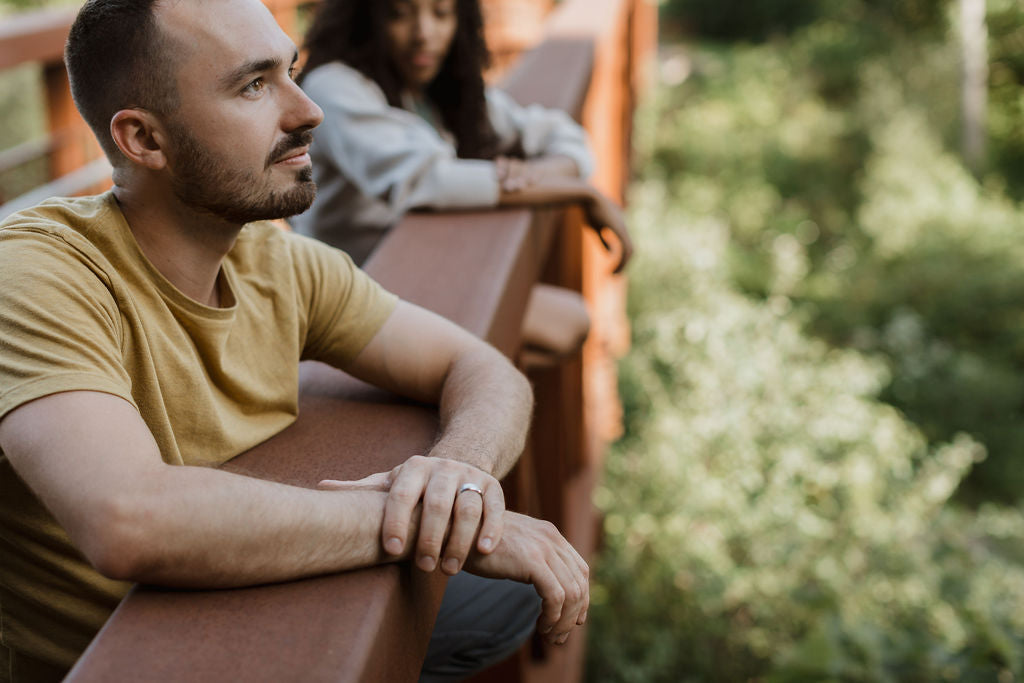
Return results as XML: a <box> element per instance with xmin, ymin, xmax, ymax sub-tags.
<box><xmin>155</xmin><ymin>0</ymin><xmax>324</xmax><ymax>223</ymax></box>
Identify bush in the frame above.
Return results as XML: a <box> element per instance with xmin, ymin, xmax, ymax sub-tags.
<box><xmin>660</xmin><ymin>0</ymin><xmax>947</xmax><ymax>42</ymax></box>
<box><xmin>636</xmin><ymin>19</ymin><xmax>1024</xmax><ymax>501</ymax></box>
<box><xmin>587</xmin><ymin>176</ymin><xmax>1024</xmax><ymax>682</ymax></box>
<box><xmin>587</xmin><ymin>12</ymin><xmax>1024</xmax><ymax>678</ymax></box>
<box><xmin>660</xmin><ymin>0</ymin><xmax>819</xmax><ymax>41</ymax></box>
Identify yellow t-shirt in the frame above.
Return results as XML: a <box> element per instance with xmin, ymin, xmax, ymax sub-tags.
<box><xmin>0</xmin><ymin>193</ymin><xmax>398</xmax><ymax>678</ymax></box>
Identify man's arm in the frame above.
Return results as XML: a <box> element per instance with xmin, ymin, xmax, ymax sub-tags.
<box><xmin>0</xmin><ymin>391</ymin><xmax>410</xmax><ymax>586</ymax></box>
<box><xmin>338</xmin><ymin>301</ymin><xmax>533</xmax><ymax>575</ymax></box>
<box><xmin>0</xmin><ymin>391</ymin><xmax>587</xmax><ymax>645</ymax></box>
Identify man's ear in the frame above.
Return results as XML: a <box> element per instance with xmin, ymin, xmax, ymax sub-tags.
<box><xmin>110</xmin><ymin>109</ymin><xmax>169</xmax><ymax>170</ymax></box>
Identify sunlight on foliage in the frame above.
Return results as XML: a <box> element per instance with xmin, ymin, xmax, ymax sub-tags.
<box><xmin>588</xmin><ymin>176</ymin><xmax>1024</xmax><ymax>681</ymax></box>
<box><xmin>588</xmin><ymin>2</ymin><xmax>1024</xmax><ymax>679</ymax></box>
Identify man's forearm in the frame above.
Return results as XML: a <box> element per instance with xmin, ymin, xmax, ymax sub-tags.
<box><xmin>429</xmin><ymin>344</ymin><xmax>533</xmax><ymax>479</ymax></box>
<box><xmin>86</xmin><ymin>465</ymin><xmax>418</xmax><ymax>588</ymax></box>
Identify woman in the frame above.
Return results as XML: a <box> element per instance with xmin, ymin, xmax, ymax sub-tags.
<box><xmin>292</xmin><ymin>0</ymin><xmax>632</xmax><ymax>360</ymax></box>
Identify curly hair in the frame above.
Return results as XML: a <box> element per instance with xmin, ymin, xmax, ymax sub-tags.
<box><xmin>300</xmin><ymin>0</ymin><xmax>499</xmax><ymax>160</ymax></box>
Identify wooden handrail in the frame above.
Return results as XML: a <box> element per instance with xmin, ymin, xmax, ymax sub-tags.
<box><xmin>0</xmin><ymin>6</ymin><xmax>75</xmax><ymax>70</ymax></box>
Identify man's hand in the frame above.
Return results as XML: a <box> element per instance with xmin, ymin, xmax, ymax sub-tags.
<box><xmin>320</xmin><ymin>455</ymin><xmax>505</xmax><ymax>575</ymax></box>
<box><xmin>583</xmin><ymin>189</ymin><xmax>633</xmax><ymax>274</ymax></box>
<box><xmin>464</xmin><ymin>511</ymin><xmax>589</xmax><ymax>645</ymax></box>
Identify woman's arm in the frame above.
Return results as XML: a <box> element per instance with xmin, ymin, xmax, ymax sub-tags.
<box><xmin>487</xmin><ymin>88</ymin><xmax>595</xmax><ymax>180</ymax></box>
<box><xmin>497</xmin><ymin>178</ymin><xmax>633</xmax><ymax>274</ymax></box>
<box><xmin>302</xmin><ymin>63</ymin><xmax>502</xmax><ymax>218</ymax></box>
<box><xmin>495</xmin><ymin>154</ymin><xmax>580</xmax><ymax>192</ymax></box>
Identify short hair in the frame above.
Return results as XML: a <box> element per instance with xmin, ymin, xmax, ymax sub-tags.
<box><xmin>65</xmin><ymin>0</ymin><xmax>178</xmax><ymax>164</ymax></box>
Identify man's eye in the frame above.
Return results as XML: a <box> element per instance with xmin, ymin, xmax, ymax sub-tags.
<box><xmin>288</xmin><ymin>66</ymin><xmax>297</xmax><ymax>81</ymax></box>
<box><xmin>242</xmin><ymin>77</ymin><xmax>266</xmax><ymax>96</ymax></box>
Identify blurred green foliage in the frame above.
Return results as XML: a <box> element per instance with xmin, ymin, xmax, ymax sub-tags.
<box><xmin>0</xmin><ymin>0</ymin><xmax>79</xmax><ymax>12</ymax></box>
<box><xmin>588</xmin><ymin>0</ymin><xmax>1024</xmax><ymax>679</ymax></box>
<box><xmin>645</xmin><ymin>0</ymin><xmax>1024</xmax><ymax>502</ymax></box>
<box><xmin>988</xmin><ymin>0</ymin><xmax>1024</xmax><ymax>199</ymax></box>
<box><xmin>588</xmin><ymin>176</ymin><xmax>1024</xmax><ymax>679</ymax></box>
<box><xmin>661</xmin><ymin>0</ymin><xmax>948</xmax><ymax>41</ymax></box>
<box><xmin>0</xmin><ymin>65</ymin><xmax>47</xmax><ymax>203</ymax></box>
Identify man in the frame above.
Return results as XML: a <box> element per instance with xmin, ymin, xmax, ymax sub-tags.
<box><xmin>0</xmin><ymin>0</ymin><xmax>589</xmax><ymax>680</ymax></box>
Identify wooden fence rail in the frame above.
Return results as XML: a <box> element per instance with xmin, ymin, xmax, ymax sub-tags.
<box><xmin>0</xmin><ymin>0</ymin><xmax>655</xmax><ymax>680</ymax></box>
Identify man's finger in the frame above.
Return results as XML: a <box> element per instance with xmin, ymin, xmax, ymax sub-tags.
<box><xmin>556</xmin><ymin>544</ymin><xmax>590</xmax><ymax>628</ymax></box>
<box><xmin>413</xmin><ymin>471</ymin><xmax>460</xmax><ymax>571</ymax></box>
<box><xmin>380</xmin><ymin>461</ymin><xmax>431</xmax><ymax>556</ymax></box>
<box><xmin>544</xmin><ymin>551</ymin><xmax>587</xmax><ymax>644</ymax></box>
<box><xmin>440</xmin><ymin>487</ymin><xmax>485</xmax><ymax>574</ymax></box>
<box><xmin>317</xmin><ymin>471</ymin><xmax>392</xmax><ymax>492</ymax></box>
<box><xmin>476</xmin><ymin>484</ymin><xmax>504</xmax><ymax>554</ymax></box>
<box><xmin>531</xmin><ymin>563</ymin><xmax>567</xmax><ymax>638</ymax></box>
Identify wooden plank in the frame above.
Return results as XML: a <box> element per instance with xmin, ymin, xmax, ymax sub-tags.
<box><xmin>0</xmin><ymin>137</ymin><xmax>50</xmax><ymax>176</ymax></box>
<box><xmin>500</xmin><ymin>38</ymin><xmax>594</xmax><ymax>115</ymax></box>
<box><xmin>0</xmin><ymin>7</ymin><xmax>75</xmax><ymax>70</ymax></box>
<box><xmin>0</xmin><ymin>0</ymin><xmax>309</xmax><ymax>71</ymax></box>
<box><xmin>69</xmin><ymin>378</ymin><xmax>446</xmax><ymax>683</ymax></box>
<box><xmin>0</xmin><ymin>157</ymin><xmax>111</xmax><ymax>220</ymax></box>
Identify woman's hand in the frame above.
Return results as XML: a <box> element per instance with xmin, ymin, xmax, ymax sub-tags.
<box><xmin>494</xmin><ymin>170</ymin><xmax>634</xmax><ymax>274</ymax></box>
<box><xmin>583</xmin><ymin>188</ymin><xmax>633</xmax><ymax>274</ymax></box>
<box><xmin>496</xmin><ymin>155</ymin><xmax>581</xmax><ymax>193</ymax></box>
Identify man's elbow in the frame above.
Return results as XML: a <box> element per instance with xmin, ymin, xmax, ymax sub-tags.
<box><xmin>76</xmin><ymin>491</ymin><xmax>159</xmax><ymax>581</ymax></box>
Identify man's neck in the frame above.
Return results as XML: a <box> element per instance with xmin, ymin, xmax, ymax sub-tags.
<box><xmin>113</xmin><ymin>185</ymin><xmax>240</xmax><ymax>308</ymax></box>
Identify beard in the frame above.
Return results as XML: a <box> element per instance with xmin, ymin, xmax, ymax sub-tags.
<box><xmin>166</xmin><ymin>122</ymin><xmax>316</xmax><ymax>224</ymax></box>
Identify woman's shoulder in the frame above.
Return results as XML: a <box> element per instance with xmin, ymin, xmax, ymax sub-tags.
<box><xmin>483</xmin><ymin>86</ymin><xmax>518</xmax><ymax>112</ymax></box>
<box><xmin>301</xmin><ymin>61</ymin><xmax>388</xmax><ymax>106</ymax></box>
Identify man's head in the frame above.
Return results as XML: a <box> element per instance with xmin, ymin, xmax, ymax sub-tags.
<box><xmin>66</xmin><ymin>0</ymin><xmax>324</xmax><ymax>224</ymax></box>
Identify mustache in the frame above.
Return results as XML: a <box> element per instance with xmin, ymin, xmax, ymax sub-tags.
<box><xmin>266</xmin><ymin>130</ymin><xmax>314</xmax><ymax>167</ymax></box>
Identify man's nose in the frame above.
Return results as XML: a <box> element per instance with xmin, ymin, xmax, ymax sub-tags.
<box><xmin>283</xmin><ymin>78</ymin><xmax>324</xmax><ymax>132</ymax></box>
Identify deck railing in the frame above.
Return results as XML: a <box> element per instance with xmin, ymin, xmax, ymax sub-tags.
<box><xmin>0</xmin><ymin>0</ymin><xmax>655</xmax><ymax>680</ymax></box>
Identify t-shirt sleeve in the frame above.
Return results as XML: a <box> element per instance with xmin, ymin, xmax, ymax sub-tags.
<box><xmin>302</xmin><ymin>64</ymin><xmax>500</xmax><ymax>214</ymax></box>
<box><xmin>486</xmin><ymin>88</ymin><xmax>596</xmax><ymax>179</ymax></box>
<box><xmin>0</xmin><ymin>228</ymin><xmax>134</xmax><ymax>421</ymax></box>
<box><xmin>287</xmin><ymin>230</ymin><xmax>398</xmax><ymax>366</ymax></box>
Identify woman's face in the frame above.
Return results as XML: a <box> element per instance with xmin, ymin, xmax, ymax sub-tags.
<box><xmin>385</xmin><ymin>0</ymin><xmax>459</xmax><ymax>91</ymax></box>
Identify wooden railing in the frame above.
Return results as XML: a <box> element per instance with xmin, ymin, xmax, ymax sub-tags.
<box><xmin>0</xmin><ymin>0</ymin><xmax>656</xmax><ymax>680</ymax></box>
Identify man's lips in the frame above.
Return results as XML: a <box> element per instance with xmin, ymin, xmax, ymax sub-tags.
<box><xmin>273</xmin><ymin>147</ymin><xmax>311</xmax><ymax>165</ymax></box>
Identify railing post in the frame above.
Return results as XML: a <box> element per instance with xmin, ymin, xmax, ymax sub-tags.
<box><xmin>43</xmin><ymin>61</ymin><xmax>86</xmax><ymax>180</ymax></box>
<box><xmin>481</xmin><ymin>0</ymin><xmax>555</xmax><ymax>78</ymax></box>
<box><xmin>263</xmin><ymin>0</ymin><xmax>298</xmax><ymax>40</ymax></box>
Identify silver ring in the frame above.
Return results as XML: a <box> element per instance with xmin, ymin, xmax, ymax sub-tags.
<box><xmin>457</xmin><ymin>482</ymin><xmax>485</xmax><ymax>498</ymax></box>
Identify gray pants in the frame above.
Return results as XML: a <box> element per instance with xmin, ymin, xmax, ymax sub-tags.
<box><xmin>419</xmin><ymin>572</ymin><xmax>542</xmax><ymax>682</ymax></box>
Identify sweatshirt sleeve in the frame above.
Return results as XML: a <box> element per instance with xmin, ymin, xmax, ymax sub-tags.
<box><xmin>486</xmin><ymin>88</ymin><xmax>596</xmax><ymax>180</ymax></box>
<box><xmin>302</xmin><ymin>63</ymin><xmax>501</xmax><ymax>214</ymax></box>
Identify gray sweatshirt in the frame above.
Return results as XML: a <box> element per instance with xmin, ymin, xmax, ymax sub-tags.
<box><xmin>291</xmin><ymin>61</ymin><xmax>594</xmax><ymax>265</ymax></box>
